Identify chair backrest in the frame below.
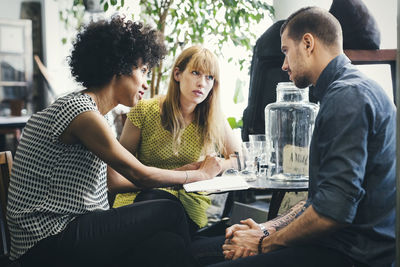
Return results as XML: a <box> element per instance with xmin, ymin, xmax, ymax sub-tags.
<box><xmin>0</xmin><ymin>151</ymin><xmax>13</xmax><ymax>258</ymax></box>
<box><xmin>344</xmin><ymin>49</ymin><xmax>397</xmax><ymax>105</ymax></box>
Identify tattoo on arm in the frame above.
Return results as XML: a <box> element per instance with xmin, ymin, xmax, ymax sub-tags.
<box><xmin>267</xmin><ymin>201</ymin><xmax>306</xmax><ymax>230</ymax></box>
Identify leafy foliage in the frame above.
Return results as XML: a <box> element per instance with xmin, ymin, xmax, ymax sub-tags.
<box><xmin>58</xmin><ymin>0</ymin><xmax>85</xmax><ymax>44</ymax></box>
<box><xmin>58</xmin><ymin>0</ymin><xmax>274</xmax><ymax>96</ymax></box>
<box><xmin>137</xmin><ymin>0</ymin><xmax>274</xmax><ymax>96</ymax></box>
<box><xmin>233</xmin><ymin>78</ymin><xmax>245</xmax><ymax>104</ymax></box>
<box><xmin>227</xmin><ymin>116</ymin><xmax>243</xmax><ymax>129</ymax></box>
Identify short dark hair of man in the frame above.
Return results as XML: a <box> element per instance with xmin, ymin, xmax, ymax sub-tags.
<box><xmin>280</xmin><ymin>6</ymin><xmax>342</xmax><ymax>48</ymax></box>
<box><xmin>68</xmin><ymin>15</ymin><xmax>167</xmax><ymax>88</ymax></box>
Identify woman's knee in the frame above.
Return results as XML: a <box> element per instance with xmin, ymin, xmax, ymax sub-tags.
<box><xmin>135</xmin><ymin>189</ymin><xmax>179</xmax><ymax>203</ymax></box>
<box><xmin>126</xmin><ymin>199</ymin><xmax>185</xmax><ymax>221</ymax></box>
<box><xmin>153</xmin><ymin>199</ymin><xmax>186</xmax><ymax>217</ymax></box>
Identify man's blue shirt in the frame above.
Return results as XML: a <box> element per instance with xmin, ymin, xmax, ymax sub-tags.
<box><xmin>308</xmin><ymin>54</ymin><xmax>395</xmax><ymax>266</ymax></box>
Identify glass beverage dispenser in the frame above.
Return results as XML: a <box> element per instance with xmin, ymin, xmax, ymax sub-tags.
<box><xmin>264</xmin><ymin>82</ymin><xmax>319</xmax><ymax>181</ymax></box>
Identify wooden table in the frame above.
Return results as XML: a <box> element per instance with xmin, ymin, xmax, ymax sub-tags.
<box><xmin>0</xmin><ymin>116</ymin><xmax>30</xmax><ymax>151</ymax></box>
<box><xmin>0</xmin><ymin>116</ymin><xmax>30</xmax><ymax>129</ymax></box>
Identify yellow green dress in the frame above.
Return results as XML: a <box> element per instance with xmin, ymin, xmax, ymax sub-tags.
<box><xmin>113</xmin><ymin>97</ymin><xmax>211</xmax><ymax>228</ymax></box>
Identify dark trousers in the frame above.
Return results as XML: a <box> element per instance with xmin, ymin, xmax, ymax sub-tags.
<box><xmin>135</xmin><ymin>189</ymin><xmax>200</xmax><ymax>236</ymax></box>
<box><xmin>191</xmin><ymin>236</ymin><xmax>356</xmax><ymax>267</ymax></box>
<box><xmin>20</xmin><ymin>199</ymin><xmax>195</xmax><ymax>267</ymax></box>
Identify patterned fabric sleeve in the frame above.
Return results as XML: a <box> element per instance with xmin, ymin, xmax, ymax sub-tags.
<box><xmin>127</xmin><ymin>99</ymin><xmax>147</xmax><ymax>129</ymax></box>
<box><xmin>51</xmin><ymin>94</ymin><xmax>97</xmax><ymax>143</ymax></box>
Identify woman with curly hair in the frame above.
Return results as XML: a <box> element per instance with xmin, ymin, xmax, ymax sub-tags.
<box><xmin>110</xmin><ymin>45</ymin><xmax>241</xmax><ymax>235</ymax></box>
<box><xmin>6</xmin><ymin>17</ymin><xmax>221</xmax><ymax>266</ymax></box>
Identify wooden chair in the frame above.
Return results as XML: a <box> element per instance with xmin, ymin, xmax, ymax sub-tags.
<box><xmin>0</xmin><ymin>151</ymin><xmax>13</xmax><ymax>265</ymax></box>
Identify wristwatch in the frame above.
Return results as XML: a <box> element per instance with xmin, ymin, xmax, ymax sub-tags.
<box><xmin>259</xmin><ymin>224</ymin><xmax>270</xmax><ymax>236</ymax></box>
<box><xmin>258</xmin><ymin>224</ymin><xmax>269</xmax><ymax>254</ymax></box>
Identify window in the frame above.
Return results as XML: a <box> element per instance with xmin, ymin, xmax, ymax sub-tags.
<box><xmin>0</xmin><ymin>19</ymin><xmax>33</xmax><ymax>116</ymax></box>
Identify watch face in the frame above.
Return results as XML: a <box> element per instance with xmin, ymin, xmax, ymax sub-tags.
<box><xmin>259</xmin><ymin>224</ymin><xmax>269</xmax><ymax>236</ymax></box>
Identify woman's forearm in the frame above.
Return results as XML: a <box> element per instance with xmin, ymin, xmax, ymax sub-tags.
<box><xmin>107</xmin><ymin>166</ymin><xmax>140</xmax><ymax>194</ymax></box>
<box><xmin>114</xmin><ymin>154</ymin><xmax>221</xmax><ymax>189</ymax></box>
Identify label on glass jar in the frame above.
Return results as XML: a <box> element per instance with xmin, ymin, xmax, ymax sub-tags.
<box><xmin>282</xmin><ymin>144</ymin><xmax>309</xmax><ymax>175</ymax></box>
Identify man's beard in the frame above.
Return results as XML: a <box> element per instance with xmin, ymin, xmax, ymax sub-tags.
<box><xmin>293</xmin><ymin>75</ymin><xmax>311</xmax><ymax>89</ymax></box>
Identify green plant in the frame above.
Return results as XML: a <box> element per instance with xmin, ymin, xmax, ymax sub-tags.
<box><xmin>139</xmin><ymin>0</ymin><xmax>274</xmax><ymax>96</ymax></box>
<box><xmin>227</xmin><ymin>78</ymin><xmax>246</xmax><ymax>129</ymax></box>
<box><xmin>227</xmin><ymin>117</ymin><xmax>243</xmax><ymax>129</ymax></box>
<box><xmin>58</xmin><ymin>0</ymin><xmax>86</xmax><ymax>44</ymax></box>
<box><xmin>58</xmin><ymin>0</ymin><xmax>274</xmax><ymax>96</ymax></box>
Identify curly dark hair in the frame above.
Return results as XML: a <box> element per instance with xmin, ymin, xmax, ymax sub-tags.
<box><xmin>68</xmin><ymin>16</ymin><xmax>167</xmax><ymax>88</ymax></box>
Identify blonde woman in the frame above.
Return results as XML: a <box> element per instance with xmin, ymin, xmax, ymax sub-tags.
<box><xmin>109</xmin><ymin>46</ymin><xmax>240</xmax><ymax>235</ymax></box>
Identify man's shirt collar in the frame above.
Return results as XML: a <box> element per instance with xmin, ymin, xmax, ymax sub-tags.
<box><xmin>313</xmin><ymin>54</ymin><xmax>351</xmax><ymax>102</ymax></box>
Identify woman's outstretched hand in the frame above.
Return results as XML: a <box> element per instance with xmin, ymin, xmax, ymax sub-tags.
<box><xmin>198</xmin><ymin>154</ymin><xmax>222</xmax><ymax>180</ymax></box>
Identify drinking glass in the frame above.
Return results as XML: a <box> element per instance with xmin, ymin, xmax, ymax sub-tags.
<box><xmin>249</xmin><ymin>134</ymin><xmax>266</xmax><ymax>142</ymax></box>
<box><xmin>249</xmin><ymin>135</ymin><xmax>268</xmax><ymax>178</ymax></box>
<box><xmin>222</xmin><ymin>153</ymin><xmax>241</xmax><ymax>176</ymax></box>
<box><xmin>240</xmin><ymin>141</ymin><xmax>263</xmax><ymax>181</ymax></box>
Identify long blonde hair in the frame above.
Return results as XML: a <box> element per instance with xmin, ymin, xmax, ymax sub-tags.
<box><xmin>161</xmin><ymin>45</ymin><xmax>226</xmax><ymax>155</ymax></box>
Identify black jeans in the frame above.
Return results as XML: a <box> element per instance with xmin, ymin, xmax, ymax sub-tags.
<box><xmin>191</xmin><ymin>236</ymin><xmax>356</xmax><ymax>267</ymax></box>
<box><xmin>135</xmin><ymin>189</ymin><xmax>200</xmax><ymax>236</ymax></box>
<box><xmin>20</xmin><ymin>199</ymin><xmax>195</xmax><ymax>267</ymax></box>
